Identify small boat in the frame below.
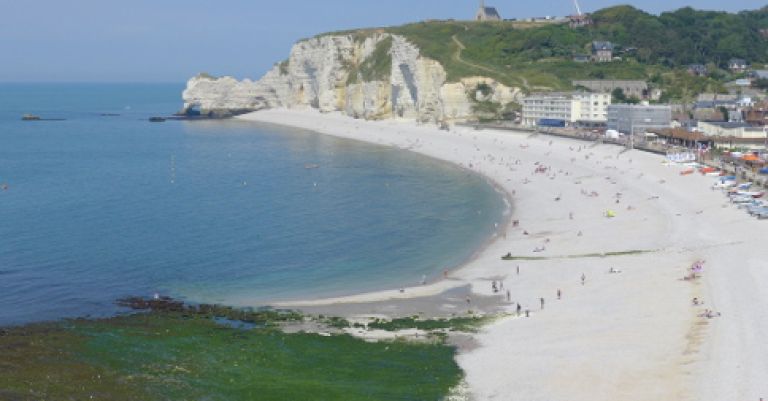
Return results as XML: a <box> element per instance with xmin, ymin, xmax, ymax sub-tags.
<box><xmin>149</xmin><ymin>117</ymin><xmax>166</xmax><ymax>122</ymax></box>
<box><xmin>304</xmin><ymin>164</ymin><xmax>320</xmax><ymax>170</ymax></box>
<box><xmin>21</xmin><ymin>114</ymin><xmax>41</xmax><ymax>121</ymax></box>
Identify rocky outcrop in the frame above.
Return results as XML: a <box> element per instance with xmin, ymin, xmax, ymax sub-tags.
<box><xmin>182</xmin><ymin>33</ymin><xmax>521</xmax><ymax>122</ymax></box>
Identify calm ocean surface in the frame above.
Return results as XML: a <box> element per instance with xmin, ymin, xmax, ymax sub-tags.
<box><xmin>0</xmin><ymin>83</ymin><xmax>506</xmax><ymax>325</ymax></box>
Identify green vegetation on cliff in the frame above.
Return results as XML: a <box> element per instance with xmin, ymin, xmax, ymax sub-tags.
<box><xmin>0</xmin><ymin>313</ymin><xmax>462</xmax><ymax>401</ymax></box>
<box><xmin>347</xmin><ymin>36</ymin><xmax>393</xmax><ymax>84</ymax></box>
<box><xmin>372</xmin><ymin>5</ymin><xmax>766</xmax><ymax>98</ymax></box>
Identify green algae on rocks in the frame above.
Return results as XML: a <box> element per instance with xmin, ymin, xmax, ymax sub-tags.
<box><xmin>0</xmin><ymin>312</ymin><xmax>462</xmax><ymax>401</ymax></box>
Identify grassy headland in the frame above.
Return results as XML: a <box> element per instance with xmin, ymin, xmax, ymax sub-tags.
<box><xmin>324</xmin><ymin>5</ymin><xmax>768</xmax><ymax>100</ymax></box>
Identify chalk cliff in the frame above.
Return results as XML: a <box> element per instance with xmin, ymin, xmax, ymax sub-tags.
<box><xmin>182</xmin><ymin>33</ymin><xmax>520</xmax><ymax>122</ymax></box>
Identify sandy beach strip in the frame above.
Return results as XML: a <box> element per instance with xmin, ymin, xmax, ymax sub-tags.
<box><xmin>237</xmin><ymin>108</ymin><xmax>768</xmax><ymax>401</ymax></box>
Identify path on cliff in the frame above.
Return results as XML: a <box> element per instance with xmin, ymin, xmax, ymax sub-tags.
<box><xmin>450</xmin><ymin>34</ymin><xmax>528</xmax><ymax>89</ymax></box>
<box><xmin>452</xmin><ymin>34</ymin><xmax>557</xmax><ymax>92</ymax></box>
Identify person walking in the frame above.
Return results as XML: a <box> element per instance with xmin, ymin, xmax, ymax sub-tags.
<box><xmin>557</xmin><ymin>289</ymin><xmax>562</xmax><ymax>300</ymax></box>
<box><xmin>540</xmin><ymin>297</ymin><xmax>545</xmax><ymax>310</ymax></box>
<box><xmin>581</xmin><ymin>273</ymin><xmax>586</xmax><ymax>286</ymax></box>
<box><xmin>516</xmin><ymin>303</ymin><xmax>522</xmax><ymax>316</ymax></box>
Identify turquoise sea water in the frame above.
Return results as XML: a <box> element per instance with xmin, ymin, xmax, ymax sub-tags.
<box><xmin>0</xmin><ymin>83</ymin><xmax>506</xmax><ymax>325</ymax></box>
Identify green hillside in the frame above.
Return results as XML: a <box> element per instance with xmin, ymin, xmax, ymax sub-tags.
<box><xmin>369</xmin><ymin>5</ymin><xmax>768</xmax><ymax>100</ymax></box>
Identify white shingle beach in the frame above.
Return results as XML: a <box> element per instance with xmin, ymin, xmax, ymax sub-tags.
<box><xmin>239</xmin><ymin>109</ymin><xmax>767</xmax><ymax>401</ymax></box>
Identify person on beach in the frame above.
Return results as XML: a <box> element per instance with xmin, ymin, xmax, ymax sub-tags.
<box><xmin>581</xmin><ymin>273</ymin><xmax>586</xmax><ymax>286</ymax></box>
<box><xmin>506</xmin><ymin>290</ymin><xmax>511</xmax><ymax>302</ymax></box>
<box><xmin>517</xmin><ymin>265</ymin><xmax>520</xmax><ymax>275</ymax></box>
<box><xmin>516</xmin><ymin>303</ymin><xmax>522</xmax><ymax>316</ymax></box>
<box><xmin>557</xmin><ymin>289</ymin><xmax>562</xmax><ymax>300</ymax></box>
<box><xmin>492</xmin><ymin>281</ymin><xmax>498</xmax><ymax>293</ymax></box>
<box><xmin>540</xmin><ymin>297</ymin><xmax>545</xmax><ymax>310</ymax></box>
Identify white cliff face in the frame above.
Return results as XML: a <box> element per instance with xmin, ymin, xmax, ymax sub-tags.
<box><xmin>182</xmin><ymin>33</ymin><xmax>520</xmax><ymax>122</ymax></box>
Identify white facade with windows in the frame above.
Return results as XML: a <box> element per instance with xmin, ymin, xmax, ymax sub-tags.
<box><xmin>697</xmin><ymin>121</ymin><xmax>766</xmax><ymax>139</ymax></box>
<box><xmin>522</xmin><ymin>92</ymin><xmax>611</xmax><ymax>126</ymax></box>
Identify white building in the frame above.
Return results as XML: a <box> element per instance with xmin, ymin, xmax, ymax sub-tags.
<box><xmin>697</xmin><ymin>121</ymin><xmax>766</xmax><ymax>139</ymax></box>
<box><xmin>522</xmin><ymin>92</ymin><xmax>611</xmax><ymax>127</ymax></box>
<box><xmin>607</xmin><ymin>104</ymin><xmax>672</xmax><ymax>135</ymax></box>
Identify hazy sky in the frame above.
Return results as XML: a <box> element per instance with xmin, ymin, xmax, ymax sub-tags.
<box><xmin>0</xmin><ymin>0</ymin><xmax>762</xmax><ymax>82</ymax></box>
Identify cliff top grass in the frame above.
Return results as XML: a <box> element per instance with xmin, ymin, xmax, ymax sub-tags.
<box><xmin>314</xmin><ymin>5</ymin><xmax>768</xmax><ymax>100</ymax></box>
<box><xmin>0</xmin><ymin>311</ymin><xmax>462</xmax><ymax>401</ymax></box>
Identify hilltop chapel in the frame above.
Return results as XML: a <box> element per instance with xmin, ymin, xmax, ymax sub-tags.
<box><xmin>475</xmin><ymin>0</ymin><xmax>502</xmax><ymax>21</ymax></box>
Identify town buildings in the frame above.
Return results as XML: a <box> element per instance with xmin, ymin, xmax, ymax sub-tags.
<box><xmin>522</xmin><ymin>92</ymin><xmax>611</xmax><ymax>127</ymax></box>
<box><xmin>572</xmin><ymin>80</ymin><xmax>660</xmax><ymax>100</ymax></box>
<box><xmin>591</xmin><ymin>41</ymin><xmax>613</xmax><ymax>62</ymax></box>
<box><xmin>607</xmin><ymin>104</ymin><xmax>672</xmax><ymax>134</ymax></box>
<box><xmin>568</xmin><ymin>14</ymin><xmax>592</xmax><ymax>28</ymax></box>
<box><xmin>697</xmin><ymin>121</ymin><xmax>766</xmax><ymax>139</ymax></box>
<box><xmin>728</xmin><ymin>58</ymin><xmax>749</xmax><ymax>73</ymax></box>
<box><xmin>687</xmin><ymin>64</ymin><xmax>708</xmax><ymax>77</ymax></box>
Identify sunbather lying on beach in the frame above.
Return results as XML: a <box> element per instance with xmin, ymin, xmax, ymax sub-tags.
<box><xmin>698</xmin><ymin>309</ymin><xmax>721</xmax><ymax>319</ymax></box>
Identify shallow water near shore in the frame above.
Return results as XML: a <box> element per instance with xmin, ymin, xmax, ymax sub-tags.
<box><xmin>0</xmin><ymin>83</ymin><xmax>505</xmax><ymax>326</ymax></box>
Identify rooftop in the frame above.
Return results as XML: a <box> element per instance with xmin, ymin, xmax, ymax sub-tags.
<box><xmin>650</xmin><ymin>128</ymin><xmax>766</xmax><ymax>143</ymax></box>
<box><xmin>480</xmin><ymin>7</ymin><xmax>501</xmax><ymax>19</ymax></box>
<box><xmin>592</xmin><ymin>41</ymin><xmax>613</xmax><ymax>51</ymax></box>
<box><xmin>699</xmin><ymin>121</ymin><xmax>752</xmax><ymax>129</ymax></box>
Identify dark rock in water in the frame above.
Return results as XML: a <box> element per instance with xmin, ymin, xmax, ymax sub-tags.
<box><xmin>21</xmin><ymin>114</ymin><xmax>66</xmax><ymax>121</ymax></box>
<box><xmin>148</xmin><ymin>117</ymin><xmax>167</xmax><ymax>122</ymax></box>
<box><xmin>115</xmin><ymin>296</ymin><xmax>303</xmax><ymax>324</ymax></box>
<box><xmin>117</xmin><ymin>296</ymin><xmax>183</xmax><ymax>312</ymax></box>
<box><xmin>177</xmin><ymin>107</ymin><xmax>255</xmax><ymax>119</ymax></box>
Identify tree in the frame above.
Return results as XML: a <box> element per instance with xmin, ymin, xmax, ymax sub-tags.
<box><xmin>612</xmin><ymin>88</ymin><xmax>628</xmax><ymax>103</ymax></box>
<box><xmin>753</xmin><ymin>78</ymin><xmax>768</xmax><ymax>89</ymax></box>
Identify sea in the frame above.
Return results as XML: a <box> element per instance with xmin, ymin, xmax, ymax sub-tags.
<box><xmin>0</xmin><ymin>83</ymin><xmax>507</xmax><ymax>326</ymax></box>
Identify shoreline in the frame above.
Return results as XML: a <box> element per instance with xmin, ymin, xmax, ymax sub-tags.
<box><xmin>236</xmin><ymin>108</ymin><xmax>768</xmax><ymax>400</ymax></box>
<box><xmin>234</xmin><ymin>110</ymin><xmax>517</xmax><ymax>308</ymax></box>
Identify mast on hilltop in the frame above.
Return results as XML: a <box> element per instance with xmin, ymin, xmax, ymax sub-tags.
<box><xmin>573</xmin><ymin>0</ymin><xmax>583</xmax><ymax>16</ymax></box>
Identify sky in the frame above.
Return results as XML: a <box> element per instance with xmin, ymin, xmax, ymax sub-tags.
<box><xmin>0</xmin><ymin>0</ymin><xmax>762</xmax><ymax>82</ymax></box>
